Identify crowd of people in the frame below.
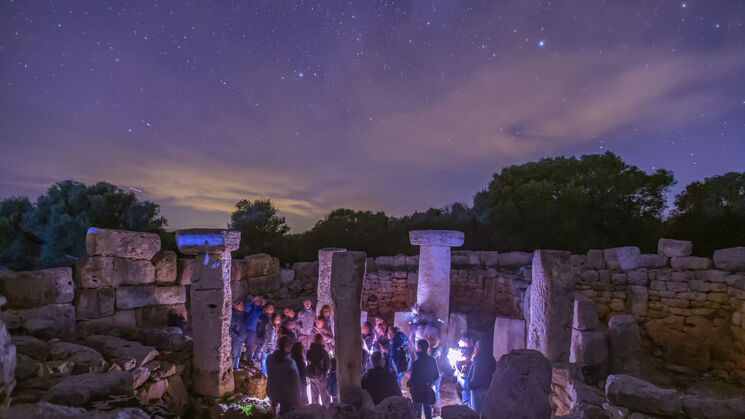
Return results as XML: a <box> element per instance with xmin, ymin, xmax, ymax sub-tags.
<box><xmin>228</xmin><ymin>297</ymin><xmax>497</xmax><ymax>417</ymax></box>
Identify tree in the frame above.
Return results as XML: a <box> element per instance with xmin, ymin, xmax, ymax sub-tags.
<box><xmin>472</xmin><ymin>152</ymin><xmax>674</xmax><ymax>253</ymax></box>
<box><xmin>228</xmin><ymin>199</ymin><xmax>290</xmax><ymax>258</ymax></box>
<box><xmin>667</xmin><ymin>171</ymin><xmax>745</xmax><ymax>256</ymax></box>
<box><xmin>0</xmin><ymin>197</ymin><xmax>39</xmax><ymax>270</ymax></box>
<box><xmin>2</xmin><ymin>180</ymin><xmax>167</xmax><ymax>270</ymax></box>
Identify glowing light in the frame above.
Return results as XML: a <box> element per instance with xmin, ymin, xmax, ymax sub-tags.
<box><xmin>538</xmin><ymin>40</ymin><xmax>545</xmax><ymax>47</ymax></box>
<box><xmin>447</xmin><ymin>347</ymin><xmax>466</xmax><ymax>371</ymax></box>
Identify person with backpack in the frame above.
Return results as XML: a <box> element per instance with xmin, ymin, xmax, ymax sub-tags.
<box><xmin>388</xmin><ymin>327</ymin><xmax>410</xmax><ymax>386</ymax></box>
<box><xmin>362</xmin><ymin>351</ymin><xmax>402</xmax><ymax>405</ymax></box>
<box><xmin>306</xmin><ymin>334</ymin><xmax>331</xmax><ymax>406</ymax></box>
<box><xmin>465</xmin><ymin>339</ymin><xmax>497</xmax><ymax>414</ymax></box>
<box><xmin>266</xmin><ymin>336</ymin><xmax>303</xmax><ymax>415</ymax></box>
<box><xmin>408</xmin><ymin>339</ymin><xmax>439</xmax><ymax>419</ymax></box>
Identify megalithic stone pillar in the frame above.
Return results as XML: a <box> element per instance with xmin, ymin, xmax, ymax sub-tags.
<box><xmin>330</xmin><ymin>251</ymin><xmax>366</xmax><ymax>404</ymax></box>
<box><xmin>317</xmin><ymin>248</ymin><xmax>346</xmax><ymax>317</ymax></box>
<box><xmin>176</xmin><ymin>228</ymin><xmax>240</xmax><ymax>398</ymax></box>
<box><xmin>527</xmin><ymin>250</ymin><xmax>575</xmax><ymax>362</ymax></box>
<box><xmin>409</xmin><ymin>230</ymin><xmax>464</xmax><ymax>327</ymax></box>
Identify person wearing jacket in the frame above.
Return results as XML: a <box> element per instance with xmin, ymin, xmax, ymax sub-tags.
<box><xmin>306</xmin><ymin>334</ymin><xmax>331</xmax><ymax>406</ymax></box>
<box><xmin>388</xmin><ymin>327</ymin><xmax>409</xmax><ymax>386</ymax></box>
<box><xmin>465</xmin><ymin>340</ymin><xmax>496</xmax><ymax>414</ymax></box>
<box><xmin>362</xmin><ymin>351</ymin><xmax>402</xmax><ymax>405</ymax></box>
<box><xmin>254</xmin><ymin>303</ymin><xmax>274</xmax><ymax>362</ymax></box>
<box><xmin>297</xmin><ymin>299</ymin><xmax>315</xmax><ymax>349</ymax></box>
<box><xmin>429</xmin><ymin>336</ymin><xmax>444</xmax><ymax>416</ymax></box>
<box><xmin>408</xmin><ymin>339</ymin><xmax>439</xmax><ymax>419</ymax></box>
<box><xmin>242</xmin><ymin>296</ymin><xmax>264</xmax><ymax>364</ymax></box>
<box><xmin>261</xmin><ymin>313</ymin><xmax>282</xmax><ymax>374</ymax></box>
<box><xmin>290</xmin><ymin>341</ymin><xmax>308</xmax><ymax>406</ymax></box>
<box><xmin>266</xmin><ymin>336</ymin><xmax>303</xmax><ymax>415</ymax></box>
<box><xmin>229</xmin><ymin>300</ymin><xmax>245</xmax><ymax>370</ymax></box>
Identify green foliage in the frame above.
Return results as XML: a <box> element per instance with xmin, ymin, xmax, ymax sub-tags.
<box><xmin>472</xmin><ymin>152</ymin><xmax>674</xmax><ymax>253</ymax></box>
<box><xmin>229</xmin><ymin>199</ymin><xmax>291</xmax><ymax>259</ymax></box>
<box><xmin>0</xmin><ymin>197</ymin><xmax>39</xmax><ymax>270</ymax></box>
<box><xmin>667</xmin><ymin>171</ymin><xmax>745</xmax><ymax>256</ymax></box>
<box><xmin>0</xmin><ymin>180</ymin><xmax>167</xmax><ymax>270</ymax></box>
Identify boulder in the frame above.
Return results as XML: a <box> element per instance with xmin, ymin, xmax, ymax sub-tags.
<box><xmin>0</xmin><ymin>268</ymin><xmax>74</xmax><ymax>309</ymax></box>
<box><xmin>49</xmin><ymin>341</ymin><xmax>106</xmax><ymax>374</ymax></box>
<box><xmin>15</xmin><ymin>353</ymin><xmax>42</xmax><ymax>381</ymax></box>
<box><xmin>130</xmin><ymin>327</ymin><xmax>191</xmax><ymax>352</ymax></box>
<box><xmin>680</xmin><ymin>395</ymin><xmax>745</xmax><ymax>419</ymax></box>
<box><xmin>5</xmin><ymin>304</ymin><xmax>75</xmax><ymax>337</ymax></box>
<box><xmin>367</xmin><ymin>396</ymin><xmax>417</xmax><ymax>419</ymax></box>
<box><xmin>11</xmin><ymin>335</ymin><xmax>48</xmax><ymax>361</ymax></box>
<box><xmin>135</xmin><ymin>378</ymin><xmax>168</xmax><ymax>404</ymax></box>
<box><xmin>603</xmin><ymin>247</ymin><xmax>641</xmax><ymax>271</ymax></box>
<box><xmin>481</xmin><ymin>349</ymin><xmax>552</xmax><ymax>419</ymax></box>
<box><xmin>441</xmin><ymin>405</ymin><xmax>479</xmax><ymax>419</ymax></box>
<box><xmin>605</xmin><ymin>374</ymin><xmax>680</xmax><ymax>416</ymax></box>
<box><xmin>152</xmin><ymin>250</ymin><xmax>177</xmax><ymax>285</ymax></box>
<box><xmin>76</xmin><ymin>289</ymin><xmax>116</xmax><ymax>320</ymax></box>
<box><xmin>42</xmin><ymin>370</ymin><xmax>137</xmax><ymax>406</ymax></box>
<box><xmin>608</xmin><ymin>315</ymin><xmax>640</xmax><ymax>375</ymax></box>
<box><xmin>83</xmin><ymin>335</ymin><xmax>158</xmax><ymax>369</ymax></box>
<box><xmin>233</xmin><ymin>369</ymin><xmax>267</xmax><ymax>399</ymax></box>
<box><xmin>163</xmin><ymin>375</ymin><xmax>189</xmax><ymax>416</ymax></box>
<box><xmin>115</xmin><ymin>285</ymin><xmax>186</xmax><ymax>309</ymax></box>
<box><xmin>713</xmin><ymin>247</ymin><xmax>745</xmax><ymax>271</ymax></box>
<box><xmin>85</xmin><ymin>227</ymin><xmax>160</xmax><ymax>260</ymax></box>
<box><xmin>75</xmin><ymin>256</ymin><xmax>155</xmax><ymax>289</ymax></box>
<box><xmin>658</xmin><ymin>239</ymin><xmax>693</xmax><ymax>258</ymax></box>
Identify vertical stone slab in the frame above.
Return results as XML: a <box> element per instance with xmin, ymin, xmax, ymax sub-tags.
<box><xmin>527</xmin><ymin>250</ymin><xmax>575</xmax><ymax>362</ymax></box>
<box><xmin>493</xmin><ymin>317</ymin><xmax>526</xmax><ymax>362</ymax></box>
<box><xmin>330</xmin><ymin>251</ymin><xmax>367</xmax><ymax>404</ymax></box>
<box><xmin>317</xmin><ymin>248</ymin><xmax>346</xmax><ymax>317</ymax></box>
<box><xmin>409</xmin><ymin>230</ymin><xmax>464</xmax><ymax>328</ymax></box>
<box><xmin>176</xmin><ymin>229</ymin><xmax>240</xmax><ymax>398</ymax></box>
<box><xmin>608</xmin><ymin>314</ymin><xmax>641</xmax><ymax>375</ymax></box>
<box><xmin>446</xmin><ymin>312</ymin><xmax>468</xmax><ymax>349</ymax></box>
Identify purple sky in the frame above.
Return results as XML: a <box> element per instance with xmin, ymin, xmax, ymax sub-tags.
<box><xmin>1</xmin><ymin>1</ymin><xmax>744</xmax><ymax>232</ymax></box>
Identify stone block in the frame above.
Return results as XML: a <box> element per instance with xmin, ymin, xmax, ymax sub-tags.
<box><xmin>573</xmin><ymin>294</ymin><xmax>599</xmax><ymax>331</ymax></box>
<box><xmin>493</xmin><ymin>317</ymin><xmax>526</xmax><ymax>361</ymax></box>
<box><xmin>570</xmin><ymin>254</ymin><xmax>587</xmax><ymax>268</ymax></box>
<box><xmin>499</xmin><ymin>251</ymin><xmax>533</xmax><ymax>267</ymax></box>
<box><xmin>727</xmin><ymin>274</ymin><xmax>745</xmax><ymax>291</ymax></box>
<box><xmin>604</xmin><ymin>247</ymin><xmax>641</xmax><ymax>271</ymax></box>
<box><xmin>639</xmin><ymin>254</ymin><xmax>668</xmax><ymax>268</ymax></box>
<box><xmin>713</xmin><ymin>247</ymin><xmax>745</xmax><ymax>271</ymax></box>
<box><xmin>175</xmin><ymin>228</ymin><xmax>240</xmax><ymax>254</ymax></box>
<box><xmin>658</xmin><ymin>239</ymin><xmax>693</xmax><ymax>258</ymax></box>
<box><xmin>5</xmin><ymin>304</ymin><xmax>75</xmax><ymax>337</ymax></box>
<box><xmin>152</xmin><ymin>250</ymin><xmax>177</xmax><ymax>285</ymax></box>
<box><xmin>605</xmin><ymin>374</ymin><xmax>681</xmax><ymax>417</ymax></box>
<box><xmin>116</xmin><ymin>285</ymin><xmax>186</xmax><ymax>310</ymax></box>
<box><xmin>627</xmin><ymin>270</ymin><xmax>648</xmax><ymax>285</ymax></box>
<box><xmin>409</xmin><ymin>230</ymin><xmax>464</xmax><ymax>247</ymax></box>
<box><xmin>176</xmin><ymin>258</ymin><xmax>193</xmax><ymax>285</ymax></box>
<box><xmin>134</xmin><ymin>304</ymin><xmax>187</xmax><ymax>328</ymax></box>
<box><xmin>85</xmin><ymin>227</ymin><xmax>161</xmax><ymax>260</ymax></box>
<box><xmin>75</xmin><ymin>256</ymin><xmax>155</xmax><ymax>289</ymax></box>
<box><xmin>586</xmin><ymin>250</ymin><xmax>606</xmax><ymax>269</ymax></box>
<box><xmin>695</xmin><ymin>269</ymin><xmax>728</xmax><ymax>283</ymax></box>
<box><xmin>608</xmin><ymin>315</ymin><xmax>640</xmax><ymax>375</ymax></box>
<box><xmin>244</xmin><ymin>253</ymin><xmax>280</xmax><ymax>277</ymax></box>
<box><xmin>482</xmin><ymin>350</ymin><xmax>552</xmax><ymax>419</ymax></box>
<box><xmin>75</xmin><ymin>288</ymin><xmax>115</xmax><ymax>320</ymax></box>
<box><xmin>0</xmin><ymin>268</ymin><xmax>74</xmax><ymax>309</ymax></box>
<box><xmin>627</xmin><ymin>285</ymin><xmax>648</xmax><ymax>317</ymax></box>
<box><xmin>77</xmin><ymin>310</ymin><xmax>136</xmax><ymax>335</ymax></box>
<box><xmin>478</xmin><ymin>251</ymin><xmax>500</xmax><ymax>267</ymax></box>
<box><xmin>570</xmin><ymin>329</ymin><xmax>608</xmax><ymax>365</ymax></box>
<box><xmin>671</xmin><ymin>256</ymin><xmax>712</xmax><ymax>271</ymax></box>
<box><xmin>405</xmin><ymin>255</ymin><xmax>419</xmax><ymax>269</ymax></box>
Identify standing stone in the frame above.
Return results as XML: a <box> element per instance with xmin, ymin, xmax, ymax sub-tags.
<box><xmin>528</xmin><ymin>250</ymin><xmax>575</xmax><ymax>362</ymax></box>
<box><xmin>608</xmin><ymin>315</ymin><xmax>641</xmax><ymax>375</ymax></box>
<box><xmin>481</xmin><ymin>349</ymin><xmax>552</xmax><ymax>419</ymax></box>
<box><xmin>330</xmin><ymin>251</ymin><xmax>367</xmax><ymax>404</ymax></box>
<box><xmin>570</xmin><ymin>329</ymin><xmax>608</xmax><ymax>365</ymax></box>
<box><xmin>0</xmin><ymin>268</ymin><xmax>74</xmax><ymax>309</ymax></box>
<box><xmin>447</xmin><ymin>312</ymin><xmax>468</xmax><ymax>349</ymax></box>
<box><xmin>317</xmin><ymin>248</ymin><xmax>346</xmax><ymax>317</ymax></box>
<box><xmin>176</xmin><ymin>228</ymin><xmax>239</xmax><ymax>397</ymax></box>
<box><xmin>85</xmin><ymin>227</ymin><xmax>161</xmax><ymax>260</ymax></box>
<box><xmin>493</xmin><ymin>317</ymin><xmax>525</xmax><ymax>362</ymax></box>
<box><xmin>626</xmin><ymin>285</ymin><xmax>648</xmax><ymax>317</ymax></box>
<box><xmin>409</xmin><ymin>230</ymin><xmax>464</xmax><ymax>327</ymax></box>
<box><xmin>572</xmin><ymin>294</ymin><xmax>599</xmax><ymax>331</ymax></box>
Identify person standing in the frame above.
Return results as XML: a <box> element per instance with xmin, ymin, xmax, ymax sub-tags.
<box><xmin>408</xmin><ymin>339</ymin><xmax>439</xmax><ymax>419</ymax></box>
<box><xmin>242</xmin><ymin>296</ymin><xmax>264</xmax><ymax>364</ymax></box>
<box><xmin>362</xmin><ymin>351</ymin><xmax>402</xmax><ymax>405</ymax></box>
<box><xmin>466</xmin><ymin>340</ymin><xmax>496</xmax><ymax>414</ymax></box>
<box><xmin>313</xmin><ymin>317</ymin><xmax>334</xmax><ymax>354</ymax></box>
<box><xmin>229</xmin><ymin>300</ymin><xmax>246</xmax><ymax>370</ymax></box>
<box><xmin>306</xmin><ymin>334</ymin><xmax>331</xmax><ymax>406</ymax></box>
<box><xmin>290</xmin><ymin>341</ymin><xmax>308</xmax><ymax>406</ymax></box>
<box><xmin>297</xmin><ymin>299</ymin><xmax>315</xmax><ymax>350</ymax></box>
<box><xmin>320</xmin><ymin>304</ymin><xmax>334</xmax><ymax>332</ymax></box>
<box><xmin>260</xmin><ymin>313</ymin><xmax>281</xmax><ymax>374</ymax></box>
<box><xmin>266</xmin><ymin>336</ymin><xmax>303</xmax><ymax>415</ymax></box>
<box><xmin>254</xmin><ymin>303</ymin><xmax>274</xmax><ymax>362</ymax></box>
<box><xmin>429</xmin><ymin>336</ymin><xmax>444</xmax><ymax>417</ymax></box>
<box><xmin>388</xmin><ymin>327</ymin><xmax>410</xmax><ymax>386</ymax></box>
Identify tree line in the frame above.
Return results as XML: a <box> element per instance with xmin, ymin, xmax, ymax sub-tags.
<box><xmin>1</xmin><ymin>152</ymin><xmax>743</xmax><ymax>270</ymax></box>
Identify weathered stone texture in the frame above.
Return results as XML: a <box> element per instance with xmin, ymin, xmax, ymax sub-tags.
<box><xmin>317</xmin><ymin>248</ymin><xmax>346</xmax><ymax>317</ymax></box>
<box><xmin>603</xmin><ymin>247</ymin><xmax>641</xmax><ymax>271</ymax></box>
<box><xmin>492</xmin><ymin>317</ymin><xmax>525</xmax><ymax>362</ymax></box>
<box><xmin>605</xmin><ymin>374</ymin><xmax>681</xmax><ymax>417</ymax></box>
<box><xmin>75</xmin><ymin>288</ymin><xmax>115</xmax><ymax>320</ymax></box>
<box><xmin>482</xmin><ymin>349</ymin><xmax>552</xmax><ymax>419</ymax></box>
<box><xmin>152</xmin><ymin>250</ymin><xmax>177</xmax><ymax>285</ymax></box>
<box><xmin>85</xmin><ymin>227</ymin><xmax>160</xmax><ymax>260</ymax></box>
<box><xmin>608</xmin><ymin>315</ymin><xmax>640</xmax><ymax>375</ymax></box>
<box><xmin>658</xmin><ymin>238</ymin><xmax>693</xmax><ymax>257</ymax></box>
<box><xmin>75</xmin><ymin>256</ymin><xmax>155</xmax><ymax>289</ymax></box>
<box><xmin>713</xmin><ymin>247</ymin><xmax>745</xmax><ymax>271</ymax></box>
<box><xmin>115</xmin><ymin>285</ymin><xmax>186</xmax><ymax>310</ymax></box>
<box><xmin>0</xmin><ymin>268</ymin><xmax>74</xmax><ymax>309</ymax></box>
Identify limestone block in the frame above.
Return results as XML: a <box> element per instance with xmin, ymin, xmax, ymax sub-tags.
<box><xmin>317</xmin><ymin>248</ymin><xmax>346</xmax><ymax>317</ymax></box>
<box><xmin>627</xmin><ymin>270</ymin><xmax>648</xmax><ymax>285</ymax></box>
<box><xmin>115</xmin><ymin>285</ymin><xmax>185</xmax><ymax>309</ymax></box>
<box><xmin>727</xmin><ymin>274</ymin><xmax>745</xmax><ymax>291</ymax></box>
<box><xmin>658</xmin><ymin>239</ymin><xmax>693</xmax><ymax>258</ymax></box>
<box><xmin>409</xmin><ymin>230</ymin><xmax>464</xmax><ymax>247</ymax></box>
<box><xmin>608</xmin><ymin>315</ymin><xmax>640</xmax><ymax>375</ymax></box>
<box><xmin>573</xmin><ymin>294</ymin><xmax>599</xmax><ymax>331</ymax></box>
<box><xmin>695</xmin><ymin>270</ymin><xmax>728</xmax><ymax>283</ymax></box>
<box><xmin>77</xmin><ymin>310</ymin><xmax>136</xmax><ymax>335</ymax></box>
<box><xmin>713</xmin><ymin>247</ymin><xmax>745</xmax><ymax>271</ymax></box>
<box><xmin>330</xmin><ymin>251</ymin><xmax>367</xmax><ymax>404</ymax></box>
<box><xmin>85</xmin><ymin>227</ymin><xmax>161</xmax><ymax>260</ymax></box>
<box><xmin>639</xmin><ymin>254</ymin><xmax>668</xmax><ymax>268</ymax></box>
<box><xmin>244</xmin><ymin>253</ymin><xmax>280</xmax><ymax>277</ymax></box>
<box><xmin>280</xmin><ymin>268</ymin><xmax>295</xmax><ymax>286</ymax></box>
<box><xmin>0</xmin><ymin>268</ymin><xmax>74</xmax><ymax>309</ymax></box>
<box><xmin>392</xmin><ymin>254</ymin><xmax>407</xmax><ymax>270</ymax></box>
<box><xmin>605</xmin><ymin>374</ymin><xmax>681</xmax><ymax>417</ymax></box>
<box><xmin>5</xmin><ymin>304</ymin><xmax>75</xmax><ymax>337</ymax></box>
<box><xmin>42</xmin><ymin>370</ymin><xmax>138</xmax><ymax>406</ymax></box>
<box><xmin>482</xmin><ymin>349</ymin><xmax>552</xmax><ymax>419</ymax></box>
<box><xmin>498</xmin><ymin>251</ymin><xmax>533</xmax><ymax>268</ymax></box>
<box><xmin>570</xmin><ymin>254</ymin><xmax>587</xmax><ymax>268</ymax></box>
<box><xmin>570</xmin><ymin>329</ymin><xmax>608</xmax><ymax>365</ymax></box>
<box><xmin>175</xmin><ymin>228</ymin><xmax>240</xmax><ymax>255</ymax></box>
<box><xmin>492</xmin><ymin>317</ymin><xmax>525</xmax><ymax>361</ymax></box>
<box><xmin>48</xmin><ymin>341</ymin><xmax>106</xmax><ymax>374</ymax></box>
<box><xmin>176</xmin><ymin>258</ymin><xmax>193</xmax><ymax>285</ymax></box>
<box><xmin>406</xmin><ymin>255</ymin><xmax>419</xmax><ymax>269</ymax></box>
<box><xmin>627</xmin><ymin>285</ymin><xmax>648</xmax><ymax>317</ymax></box>
<box><xmin>75</xmin><ymin>256</ymin><xmax>155</xmax><ymax>288</ymax></box>
<box><xmin>478</xmin><ymin>251</ymin><xmax>500</xmax><ymax>267</ymax></box>
<box><xmin>75</xmin><ymin>288</ymin><xmax>115</xmax><ymax>320</ymax></box>
<box><xmin>527</xmin><ymin>250</ymin><xmax>575</xmax><ymax>362</ymax></box>
<box><xmin>152</xmin><ymin>250</ymin><xmax>177</xmax><ymax>285</ymax></box>
<box><xmin>586</xmin><ymin>250</ymin><xmax>606</xmax><ymax>269</ymax></box>
<box><xmin>671</xmin><ymin>256</ymin><xmax>712</xmax><ymax>270</ymax></box>
<box><xmin>603</xmin><ymin>247</ymin><xmax>641</xmax><ymax>271</ymax></box>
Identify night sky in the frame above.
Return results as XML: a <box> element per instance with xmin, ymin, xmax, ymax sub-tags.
<box><xmin>1</xmin><ymin>1</ymin><xmax>743</xmax><ymax>231</ymax></box>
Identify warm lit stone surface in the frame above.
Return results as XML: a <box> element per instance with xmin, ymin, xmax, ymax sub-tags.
<box><xmin>85</xmin><ymin>227</ymin><xmax>161</xmax><ymax>260</ymax></box>
<box><xmin>0</xmin><ymin>268</ymin><xmax>74</xmax><ymax>310</ymax></box>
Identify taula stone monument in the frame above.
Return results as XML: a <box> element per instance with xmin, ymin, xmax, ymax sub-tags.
<box><xmin>317</xmin><ymin>247</ymin><xmax>346</xmax><ymax>317</ymax></box>
<box><xmin>175</xmin><ymin>228</ymin><xmax>240</xmax><ymax>398</ymax></box>
<box><xmin>330</xmin><ymin>251</ymin><xmax>367</xmax><ymax>404</ymax></box>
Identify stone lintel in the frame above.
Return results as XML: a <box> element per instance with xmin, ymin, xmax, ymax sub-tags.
<box><xmin>409</xmin><ymin>230</ymin><xmax>464</xmax><ymax>247</ymax></box>
<box><xmin>175</xmin><ymin>229</ymin><xmax>240</xmax><ymax>255</ymax></box>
